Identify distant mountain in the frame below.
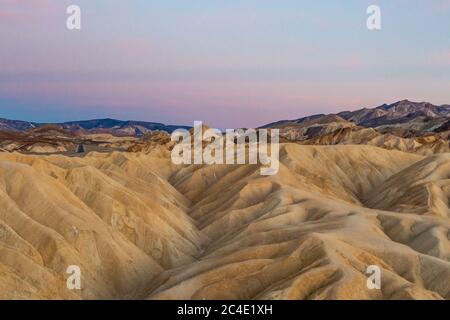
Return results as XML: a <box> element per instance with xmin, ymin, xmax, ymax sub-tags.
<box><xmin>2</xmin><ymin>100</ymin><xmax>450</xmax><ymax>138</ymax></box>
<box><xmin>256</xmin><ymin>100</ymin><xmax>450</xmax><ymax>156</ymax></box>
<box><xmin>0</xmin><ymin>118</ymin><xmax>37</xmax><ymax>132</ymax></box>
<box><xmin>58</xmin><ymin>118</ymin><xmax>191</xmax><ymax>136</ymax></box>
<box><xmin>263</xmin><ymin>100</ymin><xmax>450</xmax><ymax>137</ymax></box>
<box><xmin>261</xmin><ymin>114</ymin><xmax>327</xmax><ymax>129</ymax></box>
<box><xmin>262</xmin><ymin>114</ymin><xmax>348</xmax><ymax>129</ymax></box>
<box><xmin>337</xmin><ymin>100</ymin><xmax>450</xmax><ymax>128</ymax></box>
<box><xmin>0</xmin><ymin>118</ymin><xmax>190</xmax><ymax>136</ymax></box>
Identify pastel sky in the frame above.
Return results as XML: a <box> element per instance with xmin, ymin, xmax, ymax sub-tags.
<box><xmin>0</xmin><ymin>0</ymin><xmax>449</xmax><ymax>128</ymax></box>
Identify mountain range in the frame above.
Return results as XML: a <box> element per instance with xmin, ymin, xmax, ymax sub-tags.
<box><xmin>256</xmin><ymin>100</ymin><xmax>450</xmax><ymax>155</ymax></box>
<box><xmin>2</xmin><ymin>100</ymin><xmax>450</xmax><ymax>137</ymax></box>
<box><xmin>0</xmin><ymin>99</ymin><xmax>450</xmax><ymax>300</ymax></box>
<box><xmin>1</xmin><ymin>100</ymin><xmax>450</xmax><ymax>155</ymax></box>
<box><xmin>263</xmin><ymin>100</ymin><xmax>450</xmax><ymax>134</ymax></box>
<box><xmin>0</xmin><ymin>118</ymin><xmax>190</xmax><ymax>136</ymax></box>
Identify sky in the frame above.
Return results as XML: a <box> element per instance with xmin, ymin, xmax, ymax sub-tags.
<box><xmin>0</xmin><ymin>0</ymin><xmax>449</xmax><ymax>128</ymax></box>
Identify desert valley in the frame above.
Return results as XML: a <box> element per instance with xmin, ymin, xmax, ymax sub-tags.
<box><xmin>0</xmin><ymin>100</ymin><xmax>449</xmax><ymax>300</ymax></box>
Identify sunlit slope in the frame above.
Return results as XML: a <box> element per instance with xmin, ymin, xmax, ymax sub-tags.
<box><xmin>148</xmin><ymin>145</ymin><xmax>449</xmax><ymax>300</ymax></box>
<box><xmin>0</xmin><ymin>150</ymin><xmax>203</xmax><ymax>299</ymax></box>
<box><xmin>0</xmin><ymin>144</ymin><xmax>449</xmax><ymax>300</ymax></box>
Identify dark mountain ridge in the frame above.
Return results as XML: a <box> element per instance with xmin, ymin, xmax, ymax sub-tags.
<box><xmin>262</xmin><ymin>100</ymin><xmax>450</xmax><ymax>133</ymax></box>
<box><xmin>0</xmin><ymin>117</ymin><xmax>190</xmax><ymax>136</ymax></box>
<box><xmin>2</xmin><ymin>100</ymin><xmax>450</xmax><ymax>137</ymax></box>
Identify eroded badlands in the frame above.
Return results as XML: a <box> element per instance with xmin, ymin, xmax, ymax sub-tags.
<box><xmin>0</xmin><ymin>144</ymin><xmax>449</xmax><ymax>299</ymax></box>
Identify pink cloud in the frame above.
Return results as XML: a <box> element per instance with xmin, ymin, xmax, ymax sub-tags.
<box><xmin>0</xmin><ymin>9</ymin><xmax>22</xmax><ymax>22</ymax></box>
<box><xmin>0</xmin><ymin>0</ymin><xmax>61</xmax><ymax>24</ymax></box>
<box><xmin>433</xmin><ymin>51</ymin><xmax>450</xmax><ymax>66</ymax></box>
<box><xmin>341</xmin><ymin>54</ymin><xmax>363</xmax><ymax>69</ymax></box>
<box><xmin>438</xmin><ymin>0</ymin><xmax>450</xmax><ymax>10</ymax></box>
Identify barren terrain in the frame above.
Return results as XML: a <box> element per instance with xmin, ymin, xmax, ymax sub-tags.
<box><xmin>0</xmin><ymin>143</ymin><xmax>448</xmax><ymax>299</ymax></box>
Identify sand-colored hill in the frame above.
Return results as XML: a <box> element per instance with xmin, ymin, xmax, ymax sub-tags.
<box><xmin>0</xmin><ymin>150</ymin><xmax>204</xmax><ymax>299</ymax></box>
<box><xmin>147</xmin><ymin>145</ymin><xmax>449</xmax><ymax>300</ymax></box>
<box><xmin>0</xmin><ymin>144</ymin><xmax>449</xmax><ymax>299</ymax></box>
<box><xmin>302</xmin><ymin>127</ymin><xmax>450</xmax><ymax>156</ymax></box>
